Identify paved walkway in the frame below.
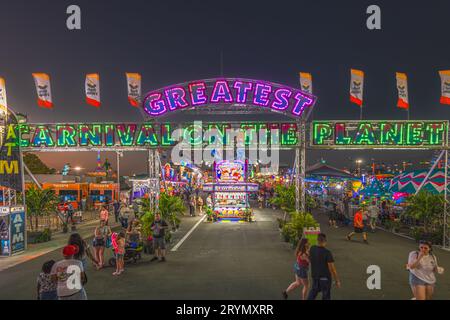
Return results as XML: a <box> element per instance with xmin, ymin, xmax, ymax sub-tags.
<box><xmin>0</xmin><ymin>217</ymin><xmax>120</xmax><ymax>272</ymax></box>
<box><xmin>0</xmin><ymin>208</ymin><xmax>448</xmax><ymax>299</ymax></box>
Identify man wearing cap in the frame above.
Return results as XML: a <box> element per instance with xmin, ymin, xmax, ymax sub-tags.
<box><xmin>51</xmin><ymin>245</ymin><xmax>87</xmax><ymax>300</ymax></box>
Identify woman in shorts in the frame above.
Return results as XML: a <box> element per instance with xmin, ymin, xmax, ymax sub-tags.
<box><xmin>407</xmin><ymin>240</ymin><xmax>444</xmax><ymax>300</ymax></box>
<box><xmin>93</xmin><ymin>220</ymin><xmax>111</xmax><ymax>269</ymax></box>
<box><xmin>282</xmin><ymin>238</ymin><xmax>310</xmax><ymax>300</ymax></box>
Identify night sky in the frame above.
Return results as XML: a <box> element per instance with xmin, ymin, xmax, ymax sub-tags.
<box><xmin>1</xmin><ymin>0</ymin><xmax>449</xmax><ymax>175</ymax></box>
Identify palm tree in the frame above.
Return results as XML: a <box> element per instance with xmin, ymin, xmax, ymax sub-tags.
<box><xmin>25</xmin><ymin>186</ymin><xmax>59</xmax><ymax>231</ymax></box>
<box><xmin>158</xmin><ymin>193</ymin><xmax>186</xmax><ymax>230</ymax></box>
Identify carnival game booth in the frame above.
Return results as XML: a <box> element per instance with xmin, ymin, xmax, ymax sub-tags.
<box><xmin>203</xmin><ymin>160</ymin><xmax>258</xmax><ymax>221</ymax></box>
<box><xmin>41</xmin><ymin>182</ymin><xmax>89</xmax><ymax>211</ymax></box>
<box><xmin>89</xmin><ymin>182</ymin><xmax>118</xmax><ymax>209</ymax></box>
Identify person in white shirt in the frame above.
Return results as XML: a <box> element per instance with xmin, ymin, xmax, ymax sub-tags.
<box><xmin>407</xmin><ymin>240</ymin><xmax>444</xmax><ymax>300</ymax></box>
<box><xmin>367</xmin><ymin>200</ymin><xmax>380</xmax><ymax>232</ymax></box>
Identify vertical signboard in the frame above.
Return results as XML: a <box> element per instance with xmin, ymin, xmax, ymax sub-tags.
<box><xmin>0</xmin><ymin>111</ymin><xmax>24</xmax><ymax>192</ymax></box>
<box><xmin>9</xmin><ymin>206</ymin><xmax>25</xmax><ymax>254</ymax></box>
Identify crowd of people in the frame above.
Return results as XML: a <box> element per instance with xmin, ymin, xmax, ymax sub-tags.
<box><xmin>280</xmin><ymin>194</ymin><xmax>445</xmax><ymax>300</ymax></box>
<box><xmin>36</xmin><ymin>200</ymin><xmax>171</xmax><ymax>300</ymax></box>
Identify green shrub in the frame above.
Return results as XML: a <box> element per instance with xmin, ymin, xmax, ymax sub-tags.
<box><xmin>33</xmin><ymin>228</ymin><xmax>52</xmax><ymax>243</ymax></box>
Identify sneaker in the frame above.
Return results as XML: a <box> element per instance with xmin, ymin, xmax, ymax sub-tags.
<box><xmin>364</xmin><ymin>239</ymin><xmax>369</xmax><ymax>244</ymax></box>
<box><xmin>346</xmin><ymin>235</ymin><xmax>351</xmax><ymax>241</ymax></box>
<box><xmin>150</xmin><ymin>257</ymin><xmax>158</xmax><ymax>262</ymax></box>
<box><xmin>282</xmin><ymin>291</ymin><xmax>288</xmax><ymax>300</ymax></box>
<box><xmin>159</xmin><ymin>257</ymin><xmax>166</xmax><ymax>262</ymax></box>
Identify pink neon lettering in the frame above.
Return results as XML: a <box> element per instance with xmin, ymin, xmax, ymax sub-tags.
<box><xmin>165</xmin><ymin>87</ymin><xmax>189</xmax><ymax>111</ymax></box>
<box><xmin>253</xmin><ymin>83</ymin><xmax>272</xmax><ymax>106</ymax></box>
<box><xmin>143</xmin><ymin>93</ymin><xmax>167</xmax><ymax>116</ymax></box>
<box><xmin>271</xmin><ymin>88</ymin><xmax>292</xmax><ymax>110</ymax></box>
<box><xmin>291</xmin><ymin>92</ymin><xmax>313</xmax><ymax>116</ymax></box>
<box><xmin>233</xmin><ymin>81</ymin><xmax>253</xmax><ymax>103</ymax></box>
<box><xmin>188</xmin><ymin>82</ymin><xmax>207</xmax><ymax>105</ymax></box>
<box><xmin>211</xmin><ymin>80</ymin><xmax>233</xmax><ymax>103</ymax></box>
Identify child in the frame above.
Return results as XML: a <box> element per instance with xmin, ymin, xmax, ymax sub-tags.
<box><xmin>37</xmin><ymin>260</ymin><xmax>57</xmax><ymax>300</ymax></box>
<box><xmin>113</xmin><ymin>232</ymin><xmax>126</xmax><ymax>276</ymax></box>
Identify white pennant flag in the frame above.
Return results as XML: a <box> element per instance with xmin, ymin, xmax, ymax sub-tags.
<box><xmin>32</xmin><ymin>73</ymin><xmax>53</xmax><ymax>109</ymax></box>
<box><xmin>126</xmin><ymin>73</ymin><xmax>141</xmax><ymax>107</ymax></box>
<box><xmin>85</xmin><ymin>73</ymin><xmax>101</xmax><ymax>107</ymax></box>
<box><xmin>350</xmin><ymin>69</ymin><xmax>364</xmax><ymax>107</ymax></box>
<box><xmin>299</xmin><ymin>72</ymin><xmax>313</xmax><ymax>94</ymax></box>
<box><xmin>396</xmin><ymin>72</ymin><xmax>409</xmax><ymax>109</ymax></box>
<box><xmin>439</xmin><ymin>70</ymin><xmax>450</xmax><ymax>105</ymax></box>
<box><xmin>0</xmin><ymin>77</ymin><xmax>7</xmax><ymax>115</ymax></box>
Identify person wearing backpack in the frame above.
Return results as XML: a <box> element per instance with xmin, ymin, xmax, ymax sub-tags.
<box><xmin>407</xmin><ymin>240</ymin><xmax>445</xmax><ymax>300</ymax></box>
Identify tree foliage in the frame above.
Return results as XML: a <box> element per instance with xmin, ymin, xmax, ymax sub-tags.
<box><xmin>25</xmin><ymin>185</ymin><xmax>59</xmax><ymax>231</ymax></box>
<box><xmin>403</xmin><ymin>191</ymin><xmax>444</xmax><ymax>233</ymax></box>
<box><xmin>23</xmin><ymin>153</ymin><xmax>56</xmax><ymax>174</ymax></box>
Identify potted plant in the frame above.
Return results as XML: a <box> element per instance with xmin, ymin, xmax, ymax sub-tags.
<box><xmin>158</xmin><ymin>193</ymin><xmax>185</xmax><ymax>231</ymax></box>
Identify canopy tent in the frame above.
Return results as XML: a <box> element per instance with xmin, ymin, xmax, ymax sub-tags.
<box><xmin>306</xmin><ymin>162</ymin><xmax>357</xmax><ymax>179</ymax></box>
<box><xmin>389</xmin><ymin>169</ymin><xmax>450</xmax><ymax>194</ymax></box>
<box><xmin>360</xmin><ymin>177</ymin><xmax>391</xmax><ymax>198</ymax></box>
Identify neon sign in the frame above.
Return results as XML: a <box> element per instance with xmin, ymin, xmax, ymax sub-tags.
<box><xmin>311</xmin><ymin>121</ymin><xmax>448</xmax><ymax>149</ymax></box>
<box><xmin>12</xmin><ymin>122</ymin><xmax>299</xmax><ymax>151</ymax></box>
<box><xmin>142</xmin><ymin>78</ymin><xmax>317</xmax><ymax>118</ymax></box>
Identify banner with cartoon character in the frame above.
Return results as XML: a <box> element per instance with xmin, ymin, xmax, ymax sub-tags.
<box><xmin>439</xmin><ymin>70</ymin><xmax>450</xmax><ymax>105</ymax></box>
<box><xmin>85</xmin><ymin>73</ymin><xmax>101</xmax><ymax>107</ymax></box>
<box><xmin>299</xmin><ymin>72</ymin><xmax>312</xmax><ymax>94</ymax></box>
<box><xmin>32</xmin><ymin>73</ymin><xmax>53</xmax><ymax>109</ymax></box>
<box><xmin>396</xmin><ymin>72</ymin><xmax>409</xmax><ymax>109</ymax></box>
<box><xmin>350</xmin><ymin>69</ymin><xmax>364</xmax><ymax>106</ymax></box>
<box><xmin>126</xmin><ymin>73</ymin><xmax>141</xmax><ymax>107</ymax></box>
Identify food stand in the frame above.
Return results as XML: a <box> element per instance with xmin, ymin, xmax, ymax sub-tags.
<box><xmin>41</xmin><ymin>182</ymin><xmax>89</xmax><ymax>210</ymax></box>
<box><xmin>203</xmin><ymin>160</ymin><xmax>258</xmax><ymax>221</ymax></box>
<box><xmin>89</xmin><ymin>182</ymin><xmax>118</xmax><ymax>209</ymax></box>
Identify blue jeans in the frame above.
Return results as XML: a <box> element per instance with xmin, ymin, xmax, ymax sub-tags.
<box><xmin>40</xmin><ymin>290</ymin><xmax>57</xmax><ymax>300</ymax></box>
<box><xmin>307</xmin><ymin>278</ymin><xmax>332</xmax><ymax>300</ymax></box>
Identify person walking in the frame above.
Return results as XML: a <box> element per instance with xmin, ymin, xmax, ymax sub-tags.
<box><xmin>100</xmin><ymin>205</ymin><xmax>109</xmax><ymax>225</ymax></box>
<box><xmin>81</xmin><ymin>197</ymin><xmax>87</xmax><ymax>212</ymax></box>
<box><xmin>346</xmin><ymin>208</ymin><xmax>369</xmax><ymax>244</ymax></box>
<box><xmin>367</xmin><ymin>200</ymin><xmax>379</xmax><ymax>232</ymax></box>
<box><xmin>113</xmin><ymin>200</ymin><xmax>121</xmax><ymax>223</ymax></box>
<box><xmin>93</xmin><ymin>220</ymin><xmax>111</xmax><ymax>270</ymax></box>
<box><xmin>37</xmin><ymin>260</ymin><xmax>57</xmax><ymax>300</ymax></box>
<box><xmin>150</xmin><ymin>213</ymin><xmax>169</xmax><ymax>262</ymax></box>
<box><xmin>51</xmin><ymin>245</ymin><xmax>87</xmax><ymax>300</ymax></box>
<box><xmin>189</xmin><ymin>196</ymin><xmax>196</xmax><ymax>217</ymax></box>
<box><xmin>307</xmin><ymin>233</ymin><xmax>340</xmax><ymax>300</ymax></box>
<box><xmin>197</xmin><ymin>196</ymin><xmax>204</xmax><ymax>215</ymax></box>
<box><xmin>283</xmin><ymin>238</ymin><xmax>310</xmax><ymax>300</ymax></box>
<box><xmin>407</xmin><ymin>240</ymin><xmax>445</xmax><ymax>300</ymax></box>
<box><xmin>113</xmin><ymin>232</ymin><xmax>126</xmax><ymax>276</ymax></box>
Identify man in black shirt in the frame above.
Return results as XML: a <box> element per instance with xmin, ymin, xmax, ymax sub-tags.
<box><xmin>307</xmin><ymin>233</ymin><xmax>341</xmax><ymax>300</ymax></box>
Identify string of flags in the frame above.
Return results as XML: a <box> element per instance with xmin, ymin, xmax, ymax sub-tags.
<box><xmin>0</xmin><ymin>70</ymin><xmax>449</xmax><ymax>112</ymax></box>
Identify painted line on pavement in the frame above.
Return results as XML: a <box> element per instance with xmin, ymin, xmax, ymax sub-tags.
<box><xmin>171</xmin><ymin>215</ymin><xmax>207</xmax><ymax>252</ymax></box>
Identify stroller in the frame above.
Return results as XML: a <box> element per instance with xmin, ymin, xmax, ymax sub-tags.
<box><xmin>108</xmin><ymin>232</ymin><xmax>143</xmax><ymax>267</ymax></box>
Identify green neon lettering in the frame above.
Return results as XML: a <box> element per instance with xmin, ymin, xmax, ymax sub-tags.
<box><xmin>313</xmin><ymin>122</ymin><xmax>332</xmax><ymax>145</ymax></box>
<box><xmin>104</xmin><ymin>124</ymin><xmax>115</xmax><ymax>146</ymax></box>
<box><xmin>425</xmin><ymin>122</ymin><xmax>445</xmax><ymax>145</ymax></box>
<box><xmin>161</xmin><ymin>124</ymin><xmax>176</xmax><ymax>146</ymax></box>
<box><xmin>56</xmin><ymin>124</ymin><xmax>77</xmax><ymax>147</ymax></box>
<box><xmin>335</xmin><ymin>123</ymin><xmax>351</xmax><ymax>145</ymax></box>
<box><xmin>136</xmin><ymin>124</ymin><xmax>158</xmax><ymax>146</ymax></box>
<box><xmin>281</xmin><ymin>123</ymin><xmax>298</xmax><ymax>145</ymax></box>
<box><xmin>32</xmin><ymin>125</ymin><xmax>55</xmax><ymax>147</ymax></box>
<box><xmin>116</xmin><ymin>124</ymin><xmax>137</xmax><ymax>146</ymax></box>
<box><xmin>79</xmin><ymin>124</ymin><xmax>102</xmax><ymax>146</ymax></box>
<box><xmin>406</xmin><ymin>122</ymin><xmax>424</xmax><ymax>145</ymax></box>
<box><xmin>353</xmin><ymin>123</ymin><xmax>376</xmax><ymax>145</ymax></box>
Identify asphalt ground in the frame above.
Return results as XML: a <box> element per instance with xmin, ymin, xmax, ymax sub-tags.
<box><xmin>0</xmin><ymin>208</ymin><xmax>448</xmax><ymax>300</ymax></box>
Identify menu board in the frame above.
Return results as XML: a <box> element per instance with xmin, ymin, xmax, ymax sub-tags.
<box><xmin>215</xmin><ymin>161</ymin><xmax>245</xmax><ymax>183</ymax></box>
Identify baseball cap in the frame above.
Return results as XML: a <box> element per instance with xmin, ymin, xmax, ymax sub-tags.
<box><xmin>63</xmin><ymin>245</ymin><xmax>79</xmax><ymax>257</ymax></box>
